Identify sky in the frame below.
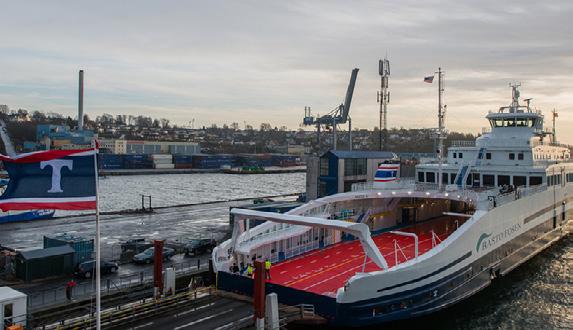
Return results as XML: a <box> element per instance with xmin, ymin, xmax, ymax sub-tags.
<box><xmin>1</xmin><ymin>1</ymin><xmax>572</xmax><ymax>140</ymax></box>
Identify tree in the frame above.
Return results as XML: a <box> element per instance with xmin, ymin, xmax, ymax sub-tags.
<box><xmin>152</xmin><ymin>119</ymin><xmax>161</xmax><ymax>128</ymax></box>
<box><xmin>32</xmin><ymin>111</ymin><xmax>46</xmax><ymax>122</ymax></box>
<box><xmin>260</xmin><ymin>123</ymin><xmax>272</xmax><ymax>131</ymax></box>
<box><xmin>231</xmin><ymin>122</ymin><xmax>239</xmax><ymax>130</ymax></box>
<box><xmin>160</xmin><ymin>118</ymin><xmax>170</xmax><ymax>129</ymax></box>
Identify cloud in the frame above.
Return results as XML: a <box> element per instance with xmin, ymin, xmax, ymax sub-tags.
<box><xmin>0</xmin><ymin>0</ymin><xmax>572</xmax><ymax>140</ymax></box>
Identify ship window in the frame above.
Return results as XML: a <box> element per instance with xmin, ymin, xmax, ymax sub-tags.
<box><xmin>528</xmin><ymin>118</ymin><xmax>537</xmax><ymax>127</ymax></box>
<box><xmin>442</xmin><ymin>173</ymin><xmax>449</xmax><ymax>184</ymax></box>
<box><xmin>513</xmin><ymin>176</ymin><xmax>526</xmax><ymax>187</ymax></box>
<box><xmin>453</xmin><ymin>152</ymin><xmax>457</xmax><ymax>159</ymax></box>
<box><xmin>483</xmin><ymin>174</ymin><xmax>495</xmax><ymax>186</ymax></box>
<box><xmin>486</xmin><ymin>153</ymin><xmax>491</xmax><ymax>160</ymax></box>
<box><xmin>450</xmin><ymin>173</ymin><xmax>456</xmax><ymax>184</ymax></box>
<box><xmin>516</xmin><ymin>118</ymin><xmax>528</xmax><ymax>127</ymax></box>
<box><xmin>498</xmin><ymin>175</ymin><xmax>510</xmax><ymax>186</ymax></box>
<box><xmin>506</xmin><ymin>118</ymin><xmax>516</xmax><ymax>127</ymax></box>
<box><xmin>418</xmin><ymin>171</ymin><xmax>425</xmax><ymax>182</ymax></box>
<box><xmin>529</xmin><ymin>176</ymin><xmax>542</xmax><ymax>186</ymax></box>
<box><xmin>426</xmin><ymin>172</ymin><xmax>435</xmax><ymax>183</ymax></box>
<box><xmin>557</xmin><ymin>174</ymin><xmax>562</xmax><ymax>185</ymax></box>
<box><xmin>509</xmin><ymin>153</ymin><xmax>515</xmax><ymax>160</ymax></box>
<box><xmin>458</xmin><ymin>153</ymin><xmax>463</xmax><ymax>159</ymax></box>
<box><xmin>518</xmin><ymin>153</ymin><xmax>524</xmax><ymax>160</ymax></box>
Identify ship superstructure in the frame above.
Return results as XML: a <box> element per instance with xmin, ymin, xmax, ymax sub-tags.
<box><xmin>213</xmin><ymin>85</ymin><xmax>572</xmax><ymax>326</ymax></box>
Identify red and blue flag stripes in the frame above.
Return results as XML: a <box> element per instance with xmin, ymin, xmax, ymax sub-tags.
<box><xmin>0</xmin><ymin>148</ymin><xmax>97</xmax><ymax>211</ymax></box>
<box><xmin>374</xmin><ymin>164</ymin><xmax>399</xmax><ymax>182</ymax></box>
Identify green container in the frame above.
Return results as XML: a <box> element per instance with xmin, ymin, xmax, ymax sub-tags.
<box><xmin>15</xmin><ymin>246</ymin><xmax>75</xmax><ymax>282</ymax></box>
<box><xmin>44</xmin><ymin>233</ymin><xmax>94</xmax><ymax>266</ymax></box>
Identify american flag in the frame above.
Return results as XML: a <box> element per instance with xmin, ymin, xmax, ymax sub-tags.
<box><xmin>424</xmin><ymin>75</ymin><xmax>434</xmax><ymax>83</ymax></box>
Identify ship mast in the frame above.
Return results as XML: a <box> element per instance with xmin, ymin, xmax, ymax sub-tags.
<box><xmin>437</xmin><ymin>68</ymin><xmax>445</xmax><ymax>191</ymax></box>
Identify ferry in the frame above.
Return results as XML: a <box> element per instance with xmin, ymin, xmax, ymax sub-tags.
<box><xmin>212</xmin><ymin>84</ymin><xmax>572</xmax><ymax>326</ymax></box>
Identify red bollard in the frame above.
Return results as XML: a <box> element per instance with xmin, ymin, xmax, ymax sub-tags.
<box><xmin>153</xmin><ymin>240</ymin><xmax>164</xmax><ymax>297</ymax></box>
<box><xmin>253</xmin><ymin>260</ymin><xmax>266</xmax><ymax>329</ymax></box>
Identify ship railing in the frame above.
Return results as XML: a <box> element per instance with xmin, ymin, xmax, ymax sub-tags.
<box><xmin>431</xmin><ymin>230</ymin><xmax>442</xmax><ymax>248</ymax></box>
<box><xmin>450</xmin><ymin>140</ymin><xmax>476</xmax><ymax>147</ymax></box>
<box><xmin>481</xmin><ymin>184</ymin><xmax>549</xmax><ymax>209</ymax></box>
<box><xmin>389</xmin><ymin>231</ymin><xmax>418</xmax><ymax>261</ymax></box>
<box><xmin>393</xmin><ymin>239</ymin><xmax>408</xmax><ymax>266</ymax></box>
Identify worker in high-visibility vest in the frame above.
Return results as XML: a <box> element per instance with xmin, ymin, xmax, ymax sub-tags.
<box><xmin>246</xmin><ymin>264</ymin><xmax>253</xmax><ymax>278</ymax></box>
<box><xmin>265</xmin><ymin>259</ymin><xmax>272</xmax><ymax>280</ymax></box>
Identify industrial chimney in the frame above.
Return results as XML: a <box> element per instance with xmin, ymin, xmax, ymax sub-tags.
<box><xmin>78</xmin><ymin>70</ymin><xmax>84</xmax><ymax>131</ymax></box>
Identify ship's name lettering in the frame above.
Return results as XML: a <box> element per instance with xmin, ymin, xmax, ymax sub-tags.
<box><xmin>481</xmin><ymin>223</ymin><xmax>521</xmax><ymax>252</ymax></box>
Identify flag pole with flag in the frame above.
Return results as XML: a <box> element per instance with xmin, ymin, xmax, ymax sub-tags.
<box><xmin>0</xmin><ymin>143</ymin><xmax>102</xmax><ymax>329</ymax></box>
<box><xmin>424</xmin><ymin>75</ymin><xmax>434</xmax><ymax>83</ymax></box>
<box><xmin>92</xmin><ymin>139</ymin><xmax>101</xmax><ymax>330</ymax></box>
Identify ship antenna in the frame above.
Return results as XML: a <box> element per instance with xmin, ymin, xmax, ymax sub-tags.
<box><xmin>437</xmin><ymin>67</ymin><xmax>445</xmax><ymax>191</ymax></box>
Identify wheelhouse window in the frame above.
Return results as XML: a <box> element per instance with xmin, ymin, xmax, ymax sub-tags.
<box><xmin>426</xmin><ymin>172</ymin><xmax>435</xmax><ymax>183</ymax></box>
<box><xmin>498</xmin><ymin>175</ymin><xmax>510</xmax><ymax>186</ymax></box>
<box><xmin>483</xmin><ymin>174</ymin><xmax>495</xmax><ymax>186</ymax></box>
<box><xmin>509</xmin><ymin>153</ymin><xmax>515</xmax><ymax>160</ymax></box>
<box><xmin>453</xmin><ymin>152</ymin><xmax>457</xmax><ymax>159</ymax></box>
<box><xmin>418</xmin><ymin>171</ymin><xmax>425</xmax><ymax>182</ymax></box>
<box><xmin>513</xmin><ymin>176</ymin><xmax>526</xmax><ymax>187</ymax></box>
<box><xmin>450</xmin><ymin>173</ymin><xmax>456</xmax><ymax>184</ymax></box>
<box><xmin>486</xmin><ymin>153</ymin><xmax>491</xmax><ymax>160</ymax></box>
<box><xmin>518</xmin><ymin>153</ymin><xmax>524</xmax><ymax>160</ymax></box>
<box><xmin>529</xmin><ymin>176</ymin><xmax>542</xmax><ymax>186</ymax></box>
<box><xmin>458</xmin><ymin>153</ymin><xmax>463</xmax><ymax>159</ymax></box>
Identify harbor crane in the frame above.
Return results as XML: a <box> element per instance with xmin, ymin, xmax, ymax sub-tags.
<box><xmin>303</xmin><ymin>68</ymin><xmax>359</xmax><ymax>151</ymax></box>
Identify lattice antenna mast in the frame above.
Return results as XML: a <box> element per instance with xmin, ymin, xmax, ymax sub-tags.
<box><xmin>437</xmin><ymin>67</ymin><xmax>446</xmax><ymax>191</ymax></box>
<box><xmin>377</xmin><ymin>58</ymin><xmax>390</xmax><ymax>150</ymax></box>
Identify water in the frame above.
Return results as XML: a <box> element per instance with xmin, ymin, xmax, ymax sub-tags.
<box><xmin>383</xmin><ymin>236</ymin><xmax>572</xmax><ymax>329</ymax></box>
<box><xmin>71</xmin><ymin>172</ymin><xmax>305</xmax><ymax>214</ymax></box>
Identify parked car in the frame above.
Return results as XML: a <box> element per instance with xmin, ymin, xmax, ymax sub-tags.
<box><xmin>133</xmin><ymin>247</ymin><xmax>175</xmax><ymax>264</ymax></box>
<box><xmin>184</xmin><ymin>238</ymin><xmax>217</xmax><ymax>256</ymax></box>
<box><xmin>75</xmin><ymin>260</ymin><xmax>119</xmax><ymax>278</ymax></box>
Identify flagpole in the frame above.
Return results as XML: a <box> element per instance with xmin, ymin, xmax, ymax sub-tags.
<box><xmin>92</xmin><ymin>141</ymin><xmax>101</xmax><ymax>330</ymax></box>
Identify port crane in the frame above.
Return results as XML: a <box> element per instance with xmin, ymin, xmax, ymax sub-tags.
<box><xmin>303</xmin><ymin>68</ymin><xmax>359</xmax><ymax>151</ymax></box>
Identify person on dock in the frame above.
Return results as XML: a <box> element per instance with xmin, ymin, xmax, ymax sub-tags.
<box><xmin>239</xmin><ymin>261</ymin><xmax>245</xmax><ymax>275</ymax></box>
<box><xmin>247</xmin><ymin>264</ymin><xmax>253</xmax><ymax>278</ymax></box>
<box><xmin>65</xmin><ymin>279</ymin><xmax>76</xmax><ymax>301</ymax></box>
<box><xmin>265</xmin><ymin>259</ymin><xmax>272</xmax><ymax>280</ymax></box>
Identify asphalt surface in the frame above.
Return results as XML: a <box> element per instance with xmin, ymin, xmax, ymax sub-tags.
<box><xmin>125</xmin><ymin>297</ymin><xmax>253</xmax><ymax>330</ymax></box>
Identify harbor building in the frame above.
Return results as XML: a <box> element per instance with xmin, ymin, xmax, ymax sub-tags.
<box><xmin>306</xmin><ymin>150</ymin><xmax>398</xmax><ymax>200</ymax></box>
<box><xmin>98</xmin><ymin>139</ymin><xmax>200</xmax><ymax>155</ymax></box>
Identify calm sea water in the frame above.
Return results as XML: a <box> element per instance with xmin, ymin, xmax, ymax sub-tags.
<box><xmin>98</xmin><ymin>172</ymin><xmax>305</xmax><ymax>212</ymax></box>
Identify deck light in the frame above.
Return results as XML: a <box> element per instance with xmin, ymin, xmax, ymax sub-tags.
<box><xmin>377</xmin><ymin>192</ymin><xmax>382</xmax><ymax>196</ymax></box>
<box><xmin>407</xmin><ymin>191</ymin><xmax>412</xmax><ymax>195</ymax></box>
<box><xmin>425</xmin><ymin>192</ymin><xmax>431</xmax><ymax>196</ymax></box>
<box><xmin>392</xmin><ymin>191</ymin><xmax>396</xmax><ymax>195</ymax></box>
<box><xmin>444</xmin><ymin>193</ymin><xmax>449</xmax><ymax>197</ymax></box>
<box><xmin>457</xmin><ymin>195</ymin><xmax>461</xmax><ymax>199</ymax></box>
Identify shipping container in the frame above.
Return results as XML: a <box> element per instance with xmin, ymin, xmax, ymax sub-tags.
<box><xmin>44</xmin><ymin>233</ymin><xmax>94</xmax><ymax>266</ymax></box>
<box><xmin>15</xmin><ymin>246</ymin><xmax>75</xmax><ymax>282</ymax></box>
<box><xmin>174</xmin><ymin>164</ymin><xmax>193</xmax><ymax>169</ymax></box>
<box><xmin>154</xmin><ymin>163</ymin><xmax>175</xmax><ymax>169</ymax></box>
